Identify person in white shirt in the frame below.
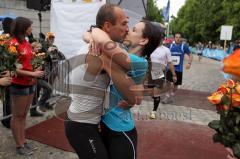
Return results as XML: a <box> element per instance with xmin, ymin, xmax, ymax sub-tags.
<box><xmin>148</xmin><ymin>38</ymin><xmax>177</xmax><ymax>119</ymax></box>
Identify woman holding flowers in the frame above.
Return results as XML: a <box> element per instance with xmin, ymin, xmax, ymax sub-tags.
<box><xmin>9</xmin><ymin>17</ymin><xmax>44</xmax><ymax>156</ymax></box>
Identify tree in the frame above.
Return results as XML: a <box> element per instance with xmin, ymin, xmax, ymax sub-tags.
<box><xmin>146</xmin><ymin>0</ymin><xmax>163</xmax><ymax>23</ymax></box>
<box><xmin>170</xmin><ymin>0</ymin><xmax>240</xmax><ymax>44</ymax></box>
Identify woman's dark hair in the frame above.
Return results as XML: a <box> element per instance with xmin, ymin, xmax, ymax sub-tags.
<box><xmin>141</xmin><ymin>20</ymin><xmax>162</xmax><ymax>59</ymax></box>
<box><xmin>2</xmin><ymin>17</ymin><xmax>13</xmax><ymax>34</ymax></box>
<box><xmin>11</xmin><ymin>17</ymin><xmax>32</xmax><ymax>43</ymax></box>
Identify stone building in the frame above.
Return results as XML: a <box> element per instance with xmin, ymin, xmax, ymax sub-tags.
<box><xmin>0</xmin><ymin>0</ymin><xmax>50</xmax><ymax>38</ymax></box>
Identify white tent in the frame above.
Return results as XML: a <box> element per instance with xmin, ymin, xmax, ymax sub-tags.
<box><xmin>50</xmin><ymin>0</ymin><xmax>144</xmax><ymax>58</ymax></box>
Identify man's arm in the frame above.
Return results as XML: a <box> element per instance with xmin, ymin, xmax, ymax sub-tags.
<box><xmin>91</xmin><ymin>28</ymin><xmax>131</xmax><ymax>70</ymax></box>
<box><xmin>185</xmin><ymin>45</ymin><xmax>193</xmax><ymax>69</ymax></box>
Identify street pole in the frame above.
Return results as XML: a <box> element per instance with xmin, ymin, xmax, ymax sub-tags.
<box><xmin>167</xmin><ymin>22</ymin><xmax>170</xmax><ymax>37</ymax></box>
<box><xmin>224</xmin><ymin>40</ymin><xmax>227</xmax><ymax>52</ymax></box>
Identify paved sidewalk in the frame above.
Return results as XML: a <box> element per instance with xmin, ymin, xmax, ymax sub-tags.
<box><xmin>0</xmin><ymin>55</ymin><xmax>226</xmax><ymax>159</ymax></box>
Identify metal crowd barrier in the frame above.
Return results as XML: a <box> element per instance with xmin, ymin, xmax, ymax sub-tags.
<box><xmin>0</xmin><ymin>59</ymin><xmax>72</xmax><ymax>122</ymax></box>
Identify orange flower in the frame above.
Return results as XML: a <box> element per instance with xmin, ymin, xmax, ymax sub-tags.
<box><xmin>223</xmin><ymin>49</ymin><xmax>240</xmax><ymax>78</ymax></box>
<box><xmin>217</xmin><ymin>85</ymin><xmax>230</xmax><ymax>94</ymax></box>
<box><xmin>226</xmin><ymin>79</ymin><xmax>235</xmax><ymax>88</ymax></box>
<box><xmin>0</xmin><ymin>40</ymin><xmax>5</xmax><ymax>46</ymax></box>
<box><xmin>235</xmin><ymin>83</ymin><xmax>240</xmax><ymax>94</ymax></box>
<box><xmin>232</xmin><ymin>93</ymin><xmax>240</xmax><ymax>107</ymax></box>
<box><xmin>8</xmin><ymin>45</ymin><xmax>18</xmax><ymax>54</ymax></box>
<box><xmin>208</xmin><ymin>91</ymin><xmax>224</xmax><ymax>105</ymax></box>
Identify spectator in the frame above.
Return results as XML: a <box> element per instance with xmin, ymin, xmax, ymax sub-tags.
<box><xmin>233</xmin><ymin>39</ymin><xmax>240</xmax><ymax>51</ymax></box>
<box><xmin>9</xmin><ymin>17</ymin><xmax>44</xmax><ymax>156</ymax></box>
<box><xmin>1</xmin><ymin>17</ymin><xmax>13</xmax><ymax>129</ymax></box>
<box><xmin>41</xmin><ymin>32</ymin><xmax>65</xmax><ymax>86</ymax></box>
<box><xmin>31</xmin><ymin>42</ymin><xmax>52</xmax><ymax>113</ymax></box>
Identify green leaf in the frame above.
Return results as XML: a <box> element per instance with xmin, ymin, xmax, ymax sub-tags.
<box><xmin>208</xmin><ymin>120</ymin><xmax>220</xmax><ymax>130</ymax></box>
<box><xmin>222</xmin><ymin>95</ymin><xmax>231</xmax><ymax>105</ymax></box>
<box><xmin>213</xmin><ymin>133</ymin><xmax>222</xmax><ymax>143</ymax></box>
<box><xmin>236</xmin><ymin>116</ymin><xmax>240</xmax><ymax>125</ymax></box>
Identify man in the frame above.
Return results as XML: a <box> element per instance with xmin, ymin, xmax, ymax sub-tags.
<box><xmin>196</xmin><ymin>42</ymin><xmax>204</xmax><ymax>61</ymax></box>
<box><xmin>233</xmin><ymin>39</ymin><xmax>240</xmax><ymax>51</ymax></box>
<box><xmin>42</xmin><ymin>32</ymin><xmax>65</xmax><ymax>85</ymax></box>
<box><xmin>148</xmin><ymin>39</ymin><xmax>177</xmax><ymax>119</ymax></box>
<box><xmin>38</xmin><ymin>32</ymin><xmax>65</xmax><ymax>111</ymax></box>
<box><xmin>162</xmin><ymin>32</ymin><xmax>192</xmax><ymax>104</ymax></box>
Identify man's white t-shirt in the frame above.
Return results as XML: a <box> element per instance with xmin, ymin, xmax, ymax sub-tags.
<box><xmin>150</xmin><ymin>45</ymin><xmax>172</xmax><ymax>80</ymax></box>
<box><xmin>150</xmin><ymin>45</ymin><xmax>172</xmax><ymax>66</ymax></box>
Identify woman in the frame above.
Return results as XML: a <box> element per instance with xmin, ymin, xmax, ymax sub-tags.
<box><xmin>64</xmin><ymin>20</ymin><xmax>162</xmax><ymax>159</ymax></box>
<box><xmin>9</xmin><ymin>17</ymin><xmax>44</xmax><ymax>156</ymax></box>
<box><xmin>92</xmin><ymin>20</ymin><xmax>162</xmax><ymax>159</ymax></box>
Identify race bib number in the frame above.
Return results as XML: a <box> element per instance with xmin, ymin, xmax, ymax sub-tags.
<box><xmin>172</xmin><ymin>56</ymin><xmax>180</xmax><ymax>65</ymax></box>
<box><xmin>151</xmin><ymin>70</ymin><xmax>164</xmax><ymax>80</ymax></box>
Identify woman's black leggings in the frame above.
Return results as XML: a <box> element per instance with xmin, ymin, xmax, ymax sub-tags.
<box><xmin>64</xmin><ymin>120</ymin><xmax>109</xmax><ymax>159</ymax></box>
<box><xmin>100</xmin><ymin>122</ymin><xmax>138</xmax><ymax>159</ymax></box>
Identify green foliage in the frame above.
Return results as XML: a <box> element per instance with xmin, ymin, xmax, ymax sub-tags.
<box><xmin>170</xmin><ymin>0</ymin><xmax>240</xmax><ymax>44</ymax></box>
<box><xmin>208</xmin><ymin>109</ymin><xmax>240</xmax><ymax>158</ymax></box>
<box><xmin>146</xmin><ymin>0</ymin><xmax>164</xmax><ymax>23</ymax></box>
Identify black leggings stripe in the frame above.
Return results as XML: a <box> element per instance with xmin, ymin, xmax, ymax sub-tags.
<box><xmin>100</xmin><ymin>122</ymin><xmax>137</xmax><ymax>159</ymax></box>
<box><xmin>122</xmin><ymin>131</ymin><xmax>136</xmax><ymax>159</ymax></box>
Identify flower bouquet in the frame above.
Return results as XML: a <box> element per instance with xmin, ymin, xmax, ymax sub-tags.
<box><xmin>31</xmin><ymin>52</ymin><xmax>46</xmax><ymax>70</ymax></box>
<box><xmin>0</xmin><ymin>34</ymin><xmax>19</xmax><ymax>74</ymax></box>
<box><xmin>208</xmin><ymin>49</ymin><xmax>240</xmax><ymax>158</ymax></box>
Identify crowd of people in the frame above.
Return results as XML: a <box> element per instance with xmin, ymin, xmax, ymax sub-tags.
<box><xmin>0</xmin><ymin>16</ymin><xmax>65</xmax><ymax>155</ymax></box>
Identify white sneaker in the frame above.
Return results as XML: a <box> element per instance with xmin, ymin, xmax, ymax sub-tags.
<box><xmin>150</xmin><ymin>111</ymin><xmax>156</xmax><ymax>119</ymax></box>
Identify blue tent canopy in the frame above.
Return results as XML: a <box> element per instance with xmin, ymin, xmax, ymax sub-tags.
<box><xmin>0</xmin><ymin>13</ymin><xmax>17</xmax><ymax>21</ymax></box>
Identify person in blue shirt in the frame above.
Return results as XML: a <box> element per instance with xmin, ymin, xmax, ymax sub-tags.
<box><xmin>162</xmin><ymin>32</ymin><xmax>193</xmax><ymax>104</ymax></box>
<box><xmin>90</xmin><ymin>20</ymin><xmax>162</xmax><ymax>159</ymax></box>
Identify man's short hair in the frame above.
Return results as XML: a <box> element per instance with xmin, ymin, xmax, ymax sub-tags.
<box><xmin>96</xmin><ymin>4</ymin><xmax>119</xmax><ymax>28</ymax></box>
<box><xmin>174</xmin><ymin>32</ymin><xmax>182</xmax><ymax>37</ymax></box>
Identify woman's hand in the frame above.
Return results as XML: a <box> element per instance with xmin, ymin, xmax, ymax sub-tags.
<box><xmin>31</xmin><ymin>70</ymin><xmax>44</xmax><ymax>78</ymax></box>
<box><xmin>1</xmin><ymin>71</ymin><xmax>10</xmax><ymax>77</ymax></box>
<box><xmin>88</xmin><ymin>40</ymin><xmax>101</xmax><ymax>57</ymax></box>
<box><xmin>0</xmin><ymin>77</ymin><xmax>12</xmax><ymax>86</ymax></box>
